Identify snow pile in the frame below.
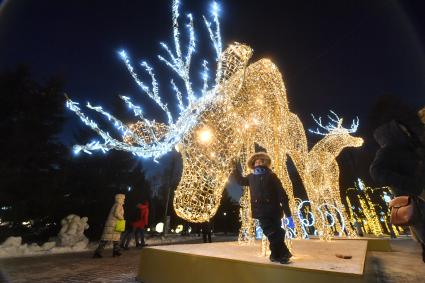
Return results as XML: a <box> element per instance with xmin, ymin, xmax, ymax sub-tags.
<box><xmin>0</xmin><ymin>236</ymin><xmax>57</xmax><ymax>257</ymax></box>
<box><xmin>0</xmin><ymin>217</ymin><xmax>207</xmax><ymax>258</ymax></box>
<box><xmin>0</xmin><ymin>214</ymin><xmax>90</xmax><ymax>258</ymax></box>
<box><xmin>58</xmin><ymin>214</ymin><xmax>89</xmax><ymax>249</ymax></box>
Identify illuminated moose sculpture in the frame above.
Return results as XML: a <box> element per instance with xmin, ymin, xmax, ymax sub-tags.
<box><xmin>66</xmin><ymin>0</ymin><xmax>363</xmax><ymax>239</ymax></box>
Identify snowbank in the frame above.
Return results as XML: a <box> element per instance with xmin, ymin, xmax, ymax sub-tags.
<box><xmin>0</xmin><ymin>214</ymin><xmax>90</xmax><ymax>258</ymax></box>
<box><xmin>0</xmin><ymin>213</ymin><xmax>201</xmax><ymax>258</ymax></box>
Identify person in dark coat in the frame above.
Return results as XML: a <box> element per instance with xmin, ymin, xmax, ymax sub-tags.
<box><xmin>232</xmin><ymin>152</ymin><xmax>292</xmax><ymax>264</ymax></box>
<box><xmin>201</xmin><ymin>221</ymin><xmax>212</xmax><ymax>243</ymax></box>
<box><xmin>370</xmin><ymin>107</ymin><xmax>425</xmax><ymax>262</ymax></box>
<box><xmin>120</xmin><ymin>198</ymin><xmax>139</xmax><ymax>250</ymax></box>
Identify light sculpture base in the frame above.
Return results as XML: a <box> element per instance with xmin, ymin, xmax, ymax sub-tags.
<box><xmin>336</xmin><ymin>236</ymin><xmax>392</xmax><ymax>252</ymax></box>
<box><xmin>136</xmin><ymin>240</ymin><xmax>368</xmax><ymax>283</ymax></box>
<box><xmin>307</xmin><ymin>236</ymin><xmax>393</xmax><ymax>252</ymax></box>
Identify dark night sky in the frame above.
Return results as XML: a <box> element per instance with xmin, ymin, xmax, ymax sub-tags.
<box><xmin>0</xmin><ymin>0</ymin><xmax>424</xmax><ymax>179</ymax></box>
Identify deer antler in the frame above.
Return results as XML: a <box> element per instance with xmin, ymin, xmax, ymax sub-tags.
<box><xmin>309</xmin><ymin>110</ymin><xmax>359</xmax><ymax>136</ymax></box>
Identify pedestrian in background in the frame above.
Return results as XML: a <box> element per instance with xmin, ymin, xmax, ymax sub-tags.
<box><xmin>133</xmin><ymin>201</ymin><xmax>149</xmax><ymax>247</ymax></box>
<box><xmin>93</xmin><ymin>194</ymin><xmax>125</xmax><ymax>258</ymax></box>
<box><xmin>201</xmin><ymin>221</ymin><xmax>212</xmax><ymax>243</ymax></box>
<box><xmin>120</xmin><ymin>196</ymin><xmax>139</xmax><ymax>250</ymax></box>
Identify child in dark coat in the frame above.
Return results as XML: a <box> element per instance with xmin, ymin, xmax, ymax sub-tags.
<box><xmin>232</xmin><ymin>152</ymin><xmax>293</xmax><ymax>264</ymax></box>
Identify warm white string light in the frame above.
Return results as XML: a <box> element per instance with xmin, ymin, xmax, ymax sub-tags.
<box><xmin>346</xmin><ymin>179</ymin><xmax>406</xmax><ymax>237</ymax></box>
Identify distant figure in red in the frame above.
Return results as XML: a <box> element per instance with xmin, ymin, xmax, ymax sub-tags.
<box><xmin>133</xmin><ymin>201</ymin><xmax>149</xmax><ymax>247</ymax></box>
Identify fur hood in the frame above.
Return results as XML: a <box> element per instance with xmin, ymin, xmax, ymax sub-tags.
<box><xmin>115</xmin><ymin>194</ymin><xmax>125</xmax><ymax>204</ymax></box>
<box><xmin>247</xmin><ymin>152</ymin><xmax>271</xmax><ymax>169</ymax></box>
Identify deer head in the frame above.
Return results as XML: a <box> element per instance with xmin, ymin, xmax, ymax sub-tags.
<box><xmin>309</xmin><ymin>110</ymin><xmax>364</xmax><ymax>150</ymax></box>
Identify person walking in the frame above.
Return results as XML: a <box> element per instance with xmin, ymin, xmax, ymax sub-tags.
<box><xmin>232</xmin><ymin>152</ymin><xmax>293</xmax><ymax>264</ymax></box>
<box><xmin>133</xmin><ymin>201</ymin><xmax>149</xmax><ymax>247</ymax></box>
<box><xmin>93</xmin><ymin>194</ymin><xmax>125</xmax><ymax>258</ymax></box>
<box><xmin>120</xmin><ymin>197</ymin><xmax>139</xmax><ymax>250</ymax></box>
<box><xmin>370</xmin><ymin>107</ymin><xmax>425</xmax><ymax>262</ymax></box>
<box><xmin>201</xmin><ymin>221</ymin><xmax>212</xmax><ymax>243</ymax></box>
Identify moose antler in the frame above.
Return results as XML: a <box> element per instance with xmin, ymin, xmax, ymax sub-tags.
<box><xmin>308</xmin><ymin>110</ymin><xmax>359</xmax><ymax>136</ymax></box>
<box><xmin>66</xmin><ymin>0</ymin><xmax>223</xmax><ymax>161</ymax></box>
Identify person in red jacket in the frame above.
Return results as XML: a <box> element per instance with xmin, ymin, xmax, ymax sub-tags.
<box><xmin>133</xmin><ymin>201</ymin><xmax>149</xmax><ymax>247</ymax></box>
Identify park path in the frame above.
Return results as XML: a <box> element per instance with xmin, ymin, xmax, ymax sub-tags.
<box><xmin>364</xmin><ymin>239</ymin><xmax>425</xmax><ymax>283</ymax></box>
<box><xmin>1</xmin><ymin>247</ymin><xmax>140</xmax><ymax>283</ymax></box>
<box><xmin>0</xmin><ymin>235</ymin><xmax>211</xmax><ymax>283</ymax></box>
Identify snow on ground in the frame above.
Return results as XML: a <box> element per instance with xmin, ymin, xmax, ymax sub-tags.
<box><xmin>0</xmin><ymin>213</ymin><xmax>201</xmax><ymax>258</ymax></box>
<box><xmin>0</xmin><ymin>210</ymin><xmax>226</xmax><ymax>259</ymax></box>
<box><xmin>0</xmin><ymin>234</ymin><xmax>201</xmax><ymax>258</ymax></box>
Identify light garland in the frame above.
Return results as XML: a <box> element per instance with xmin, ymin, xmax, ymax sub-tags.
<box><xmin>255</xmin><ymin>198</ymin><xmax>349</xmax><ymax>256</ymax></box>
<box><xmin>346</xmin><ymin>179</ymin><xmax>406</xmax><ymax>237</ymax></box>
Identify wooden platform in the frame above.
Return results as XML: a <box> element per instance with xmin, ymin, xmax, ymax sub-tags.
<box><xmin>334</xmin><ymin>236</ymin><xmax>392</xmax><ymax>252</ymax></box>
<box><xmin>309</xmin><ymin>236</ymin><xmax>393</xmax><ymax>252</ymax></box>
<box><xmin>136</xmin><ymin>240</ymin><xmax>368</xmax><ymax>283</ymax></box>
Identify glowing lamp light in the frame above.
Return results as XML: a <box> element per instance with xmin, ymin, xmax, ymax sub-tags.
<box><xmin>197</xmin><ymin>127</ymin><xmax>213</xmax><ymax>144</ymax></box>
<box><xmin>175</xmin><ymin>224</ymin><xmax>184</xmax><ymax>233</ymax></box>
<box><xmin>22</xmin><ymin>221</ymin><xmax>32</xmax><ymax>227</ymax></box>
<box><xmin>155</xmin><ymin>222</ymin><xmax>164</xmax><ymax>233</ymax></box>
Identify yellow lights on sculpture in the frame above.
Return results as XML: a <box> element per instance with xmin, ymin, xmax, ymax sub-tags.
<box><xmin>301</xmin><ymin>117</ymin><xmax>363</xmax><ymax>239</ymax></box>
<box><xmin>197</xmin><ymin>127</ymin><xmax>214</xmax><ymax>144</ymax></box>
<box><xmin>174</xmin><ymin>44</ymin><xmax>362</xmax><ymax>243</ymax></box>
<box><xmin>120</xmin><ymin>43</ymin><xmax>364</xmax><ymax>244</ymax></box>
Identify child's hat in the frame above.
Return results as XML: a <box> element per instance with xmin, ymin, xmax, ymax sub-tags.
<box><xmin>247</xmin><ymin>152</ymin><xmax>271</xmax><ymax>169</ymax></box>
